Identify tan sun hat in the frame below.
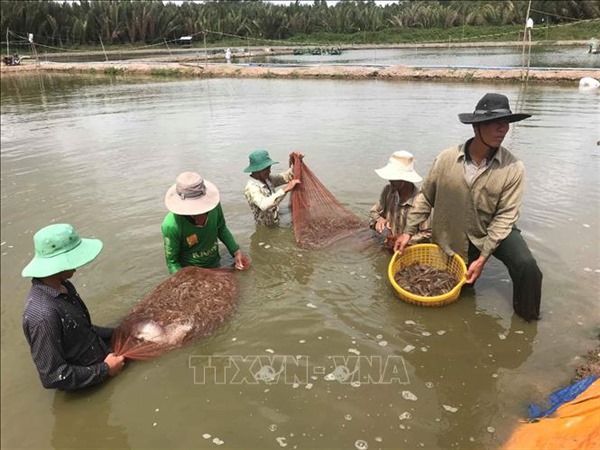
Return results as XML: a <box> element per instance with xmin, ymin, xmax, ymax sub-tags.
<box><xmin>375</xmin><ymin>151</ymin><xmax>422</xmax><ymax>183</ymax></box>
<box><xmin>165</xmin><ymin>172</ymin><xmax>220</xmax><ymax>215</ymax></box>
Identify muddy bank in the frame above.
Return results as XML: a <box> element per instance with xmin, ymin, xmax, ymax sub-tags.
<box><xmin>574</xmin><ymin>343</ymin><xmax>600</xmax><ymax>382</ymax></box>
<box><xmin>1</xmin><ymin>59</ymin><xmax>598</xmax><ymax>84</ymax></box>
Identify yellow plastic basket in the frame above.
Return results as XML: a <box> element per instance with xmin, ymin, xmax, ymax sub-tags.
<box><xmin>387</xmin><ymin>243</ymin><xmax>467</xmax><ymax>307</ymax></box>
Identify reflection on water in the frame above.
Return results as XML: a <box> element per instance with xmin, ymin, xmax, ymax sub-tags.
<box><xmin>252</xmin><ymin>46</ymin><xmax>600</xmax><ymax>68</ymax></box>
<box><xmin>51</xmin><ymin>385</ymin><xmax>130</xmax><ymax>450</ymax></box>
<box><xmin>1</xmin><ymin>75</ymin><xmax>599</xmax><ymax>449</ymax></box>
<box><xmin>41</xmin><ymin>46</ymin><xmax>600</xmax><ymax>69</ymax></box>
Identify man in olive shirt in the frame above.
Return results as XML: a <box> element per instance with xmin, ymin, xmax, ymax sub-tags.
<box><xmin>162</xmin><ymin>172</ymin><xmax>249</xmax><ymax>274</ymax></box>
<box><xmin>394</xmin><ymin>93</ymin><xmax>542</xmax><ymax>322</ymax></box>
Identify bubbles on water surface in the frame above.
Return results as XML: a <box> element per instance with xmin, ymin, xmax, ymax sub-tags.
<box><xmin>402</xmin><ymin>391</ymin><xmax>417</xmax><ymax>401</ymax></box>
<box><xmin>354</xmin><ymin>439</ymin><xmax>368</xmax><ymax>450</ymax></box>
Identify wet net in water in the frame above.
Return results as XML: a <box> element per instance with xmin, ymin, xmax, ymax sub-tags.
<box><xmin>290</xmin><ymin>153</ymin><xmax>366</xmax><ymax>249</ymax></box>
<box><xmin>112</xmin><ymin>266</ymin><xmax>238</xmax><ymax>360</ymax></box>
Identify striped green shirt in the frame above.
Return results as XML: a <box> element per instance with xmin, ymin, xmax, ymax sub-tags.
<box><xmin>161</xmin><ymin>203</ymin><xmax>240</xmax><ymax>274</ymax></box>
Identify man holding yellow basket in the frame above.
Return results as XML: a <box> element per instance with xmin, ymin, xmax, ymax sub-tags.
<box><xmin>394</xmin><ymin>93</ymin><xmax>542</xmax><ymax>322</ymax></box>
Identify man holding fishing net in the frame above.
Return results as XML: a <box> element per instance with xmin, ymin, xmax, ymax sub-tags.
<box><xmin>394</xmin><ymin>93</ymin><xmax>542</xmax><ymax>322</ymax></box>
<box><xmin>162</xmin><ymin>172</ymin><xmax>250</xmax><ymax>274</ymax></box>
<box><xmin>244</xmin><ymin>149</ymin><xmax>302</xmax><ymax>226</ymax></box>
<box><xmin>21</xmin><ymin>224</ymin><xmax>125</xmax><ymax>390</ymax></box>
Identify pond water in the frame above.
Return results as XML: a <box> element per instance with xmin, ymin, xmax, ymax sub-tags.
<box><xmin>40</xmin><ymin>45</ymin><xmax>600</xmax><ymax>69</ymax></box>
<box><xmin>1</xmin><ymin>74</ymin><xmax>599</xmax><ymax>450</ymax></box>
<box><xmin>252</xmin><ymin>46</ymin><xmax>600</xmax><ymax>69</ymax></box>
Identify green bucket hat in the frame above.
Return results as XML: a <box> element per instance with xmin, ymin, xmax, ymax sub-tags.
<box><xmin>243</xmin><ymin>149</ymin><xmax>278</xmax><ymax>173</ymax></box>
<box><xmin>21</xmin><ymin>224</ymin><xmax>103</xmax><ymax>278</ymax></box>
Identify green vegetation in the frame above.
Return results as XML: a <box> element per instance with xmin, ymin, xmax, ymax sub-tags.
<box><xmin>1</xmin><ymin>0</ymin><xmax>598</xmax><ymax>54</ymax></box>
<box><xmin>288</xmin><ymin>21</ymin><xmax>599</xmax><ymax>45</ymax></box>
<box><xmin>103</xmin><ymin>66</ymin><xmax>125</xmax><ymax>76</ymax></box>
<box><xmin>149</xmin><ymin>68</ymin><xmax>182</xmax><ymax>77</ymax></box>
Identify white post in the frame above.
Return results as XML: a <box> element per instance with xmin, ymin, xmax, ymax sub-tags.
<box><xmin>28</xmin><ymin>33</ymin><xmax>39</xmax><ymax>65</ymax></box>
<box><xmin>6</xmin><ymin>28</ymin><xmax>9</xmax><ymax>56</ymax></box>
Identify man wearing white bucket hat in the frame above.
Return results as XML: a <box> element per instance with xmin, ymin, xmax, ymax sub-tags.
<box><xmin>21</xmin><ymin>223</ymin><xmax>125</xmax><ymax>390</ymax></box>
<box><xmin>394</xmin><ymin>93</ymin><xmax>542</xmax><ymax>322</ymax></box>
<box><xmin>370</xmin><ymin>151</ymin><xmax>431</xmax><ymax>249</ymax></box>
<box><xmin>162</xmin><ymin>172</ymin><xmax>250</xmax><ymax>274</ymax></box>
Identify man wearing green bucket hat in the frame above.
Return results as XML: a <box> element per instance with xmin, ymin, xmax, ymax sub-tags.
<box><xmin>244</xmin><ymin>149</ymin><xmax>302</xmax><ymax>226</ymax></box>
<box><xmin>21</xmin><ymin>223</ymin><xmax>125</xmax><ymax>390</ymax></box>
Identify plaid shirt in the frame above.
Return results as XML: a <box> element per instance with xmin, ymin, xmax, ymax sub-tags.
<box><xmin>369</xmin><ymin>184</ymin><xmax>431</xmax><ymax>244</ymax></box>
<box><xmin>244</xmin><ymin>168</ymin><xmax>294</xmax><ymax>226</ymax></box>
<box><xmin>22</xmin><ymin>279</ymin><xmax>112</xmax><ymax>390</ymax></box>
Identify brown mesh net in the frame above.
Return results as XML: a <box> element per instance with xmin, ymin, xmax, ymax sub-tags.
<box><xmin>112</xmin><ymin>266</ymin><xmax>238</xmax><ymax>360</ymax></box>
<box><xmin>290</xmin><ymin>153</ymin><xmax>366</xmax><ymax>249</ymax></box>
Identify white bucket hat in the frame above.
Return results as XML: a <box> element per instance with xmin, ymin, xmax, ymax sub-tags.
<box><xmin>165</xmin><ymin>172</ymin><xmax>220</xmax><ymax>215</ymax></box>
<box><xmin>375</xmin><ymin>151</ymin><xmax>422</xmax><ymax>183</ymax></box>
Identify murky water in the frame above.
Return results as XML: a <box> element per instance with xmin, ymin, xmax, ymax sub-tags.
<box><xmin>1</xmin><ymin>74</ymin><xmax>599</xmax><ymax>449</ymax></box>
<box><xmin>42</xmin><ymin>46</ymin><xmax>600</xmax><ymax>68</ymax></box>
<box><xmin>251</xmin><ymin>46</ymin><xmax>600</xmax><ymax>68</ymax></box>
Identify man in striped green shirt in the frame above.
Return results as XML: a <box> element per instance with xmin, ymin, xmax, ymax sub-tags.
<box><xmin>395</xmin><ymin>93</ymin><xmax>542</xmax><ymax>322</ymax></box>
<box><xmin>162</xmin><ymin>172</ymin><xmax>249</xmax><ymax>274</ymax></box>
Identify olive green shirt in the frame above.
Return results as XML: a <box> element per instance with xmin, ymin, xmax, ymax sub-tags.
<box><xmin>406</xmin><ymin>140</ymin><xmax>525</xmax><ymax>260</ymax></box>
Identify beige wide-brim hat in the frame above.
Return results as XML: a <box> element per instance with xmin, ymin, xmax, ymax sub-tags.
<box><xmin>165</xmin><ymin>172</ymin><xmax>220</xmax><ymax>215</ymax></box>
<box><xmin>375</xmin><ymin>150</ymin><xmax>422</xmax><ymax>183</ymax></box>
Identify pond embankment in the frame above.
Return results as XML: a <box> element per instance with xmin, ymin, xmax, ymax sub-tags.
<box><xmin>2</xmin><ymin>59</ymin><xmax>598</xmax><ymax>84</ymax></box>
<box><xmin>3</xmin><ymin>40</ymin><xmax>599</xmax><ymax>83</ymax></box>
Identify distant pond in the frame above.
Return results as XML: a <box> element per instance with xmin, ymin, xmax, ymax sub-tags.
<box><xmin>37</xmin><ymin>45</ymin><xmax>600</xmax><ymax>69</ymax></box>
<box><xmin>248</xmin><ymin>46</ymin><xmax>600</xmax><ymax>69</ymax></box>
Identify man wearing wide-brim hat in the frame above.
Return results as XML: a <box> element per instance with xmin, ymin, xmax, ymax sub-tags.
<box><xmin>370</xmin><ymin>150</ymin><xmax>431</xmax><ymax>250</ymax></box>
<box><xmin>243</xmin><ymin>149</ymin><xmax>302</xmax><ymax>227</ymax></box>
<box><xmin>21</xmin><ymin>223</ymin><xmax>125</xmax><ymax>390</ymax></box>
<box><xmin>394</xmin><ymin>93</ymin><xmax>543</xmax><ymax>322</ymax></box>
<box><xmin>162</xmin><ymin>172</ymin><xmax>250</xmax><ymax>274</ymax></box>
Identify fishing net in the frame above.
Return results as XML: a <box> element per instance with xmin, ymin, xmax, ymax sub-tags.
<box><xmin>112</xmin><ymin>266</ymin><xmax>238</xmax><ymax>360</ymax></box>
<box><xmin>290</xmin><ymin>154</ymin><xmax>366</xmax><ymax>249</ymax></box>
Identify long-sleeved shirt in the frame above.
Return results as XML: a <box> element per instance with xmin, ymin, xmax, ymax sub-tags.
<box><xmin>369</xmin><ymin>184</ymin><xmax>431</xmax><ymax>244</ymax></box>
<box><xmin>161</xmin><ymin>203</ymin><xmax>240</xmax><ymax>274</ymax></box>
<box><xmin>406</xmin><ymin>139</ymin><xmax>525</xmax><ymax>260</ymax></box>
<box><xmin>22</xmin><ymin>279</ymin><xmax>112</xmax><ymax>391</ymax></box>
<box><xmin>244</xmin><ymin>168</ymin><xmax>294</xmax><ymax>226</ymax></box>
